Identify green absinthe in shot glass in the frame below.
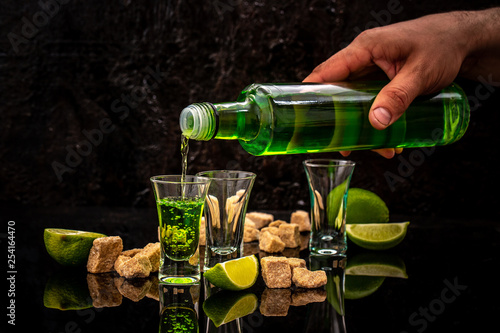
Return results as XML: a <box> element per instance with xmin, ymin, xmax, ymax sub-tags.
<box><xmin>160</xmin><ymin>305</ymin><xmax>198</xmax><ymax>333</ymax></box>
<box><xmin>157</xmin><ymin>196</ymin><xmax>204</xmax><ymax>261</ymax></box>
<box><xmin>179</xmin><ymin>82</ymin><xmax>470</xmax><ymax>155</ymax></box>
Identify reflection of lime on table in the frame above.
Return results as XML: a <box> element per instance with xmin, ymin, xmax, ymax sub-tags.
<box><xmin>203</xmin><ymin>291</ymin><xmax>258</xmax><ymax>327</ymax></box>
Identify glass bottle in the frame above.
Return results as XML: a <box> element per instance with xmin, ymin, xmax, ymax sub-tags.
<box><xmin>179</xmin><ymin>82</ymin><xmax>470</xmax><ymax>156</ymax></box>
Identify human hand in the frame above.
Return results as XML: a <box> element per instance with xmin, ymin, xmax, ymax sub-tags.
<box><xmin>304</xmin><ymin>11</ymin><xmax>480</xmax><ymax>158</ymax></box>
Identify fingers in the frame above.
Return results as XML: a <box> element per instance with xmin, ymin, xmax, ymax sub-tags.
<box><xmin>369</xmin><ymin>71</ymin><xmax>425</xmax><ymax>130</ymax></box>
<box><xmin>340</xmin><ymin>148</ymin><xmax>403</xmax><ymax>159</ymax></box>
<box><xmin>303</xmin><ymin>46</ymin><xmax>373</xmax><ymax>83</ymax></box>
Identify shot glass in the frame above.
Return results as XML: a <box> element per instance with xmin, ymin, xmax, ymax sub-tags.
<box><xmin>150</xmin><ymin>175</ymin><xmax>211</xmax><ymax>284</ymax></box>
<box><xmin>303</xmin><ymin>159</ymin><xmax>355</xmax><ymax>256</ymax></box>
<box><xmin>196</xmin><ymin>170</ymin><xmax>256</xmax><ymax>270</ymax></box>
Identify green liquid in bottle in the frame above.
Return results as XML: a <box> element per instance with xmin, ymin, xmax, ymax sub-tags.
<box><xmin>180</xmin><ymin>82</ymin><xmax>470</xmax><ymax>156</ymax></box>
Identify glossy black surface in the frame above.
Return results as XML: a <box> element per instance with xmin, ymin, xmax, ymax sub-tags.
<box><xmin>5</xmin><ymin>207</ymin><xmax>500</xmax><ymax>333</ymax></box>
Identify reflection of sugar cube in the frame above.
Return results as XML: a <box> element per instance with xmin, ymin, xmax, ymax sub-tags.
<box><xmin>260</xmin><ymin>288</ymin><xmax>291</xmax><ymax>316</ymax></box>
<box><xmin>259</xmin><ymin>231</ymin><xmax>285</xmax><ymax>253</ymax></box>
<box><xmin>291</xmin><ymin>289</ymin><xmax>326</xmax><ymax>306</ymax></box>
<box><xmin>261</xmin><ymin>256</ymin><xmax>291</xmax><ymax>288</ymax></box>
<box><xmin>87</xmin><ymin>273</ymin><xmax>122</xmax><ymax>308</ymax></box>
<box><xmin>292</xmin><ymin>267</ymin><xmax>327</xmax><ymax>288</ymax></box>
<box><xmin>290</xmin><ymin>210</ymin><xmax>311</xmax><ymax>232</ymax></box>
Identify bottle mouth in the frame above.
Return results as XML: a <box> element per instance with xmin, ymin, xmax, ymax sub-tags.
<box><xmin>180</xmin><ymin>103</ymin><xmax>216</xmax><ymax>141</ymax></box>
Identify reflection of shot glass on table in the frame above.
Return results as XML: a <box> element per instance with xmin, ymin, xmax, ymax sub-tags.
<box><xmin>303</xmin><ymin>159</ymin><xmax>355</xmax><ymax>256</ymax></box>
<box><xmin>150</xmin><ymin>175</ymin><xmax>210</xmax><ymax>284</ymax></box>
<box><xmin>195</xmin><ymin>170</ymin><xmax>256</xmax><ymax>270</ymax></box>
<box><xmin>159</xmin><ymin>283</ymin><xmax>200</xmax><ymax>333</ymax></box>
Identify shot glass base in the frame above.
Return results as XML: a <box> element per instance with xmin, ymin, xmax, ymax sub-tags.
<box><xmin>159</xmin><ymin>274</ymin><xmax>200</xmax><ymax>285</ymax></box>
<box><xmin>204</xmin><ymin>246</ymin><xmax>242</xmax><ymax>271</ymax></box>
<box><xmin>159</xmin><ymin>257</ymin><xmax>200</xmax><ymax>285</ymax></box>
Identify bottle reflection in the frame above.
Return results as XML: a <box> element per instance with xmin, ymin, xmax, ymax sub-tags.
<box><xmin>159</xmin><ymin>283</ymin><xmax>200</xmax><ymax>333</ymax></box>
<box><xmin>306</xmin><ymin>256</ymin><xmax>347</xmax><ymax>333</ymax></box>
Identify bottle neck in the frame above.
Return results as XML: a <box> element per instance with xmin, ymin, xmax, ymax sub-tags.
<box><xmin>180</xmin><ymin>99</ymin><xmax>259</xmax><ymax>141</ymax></box>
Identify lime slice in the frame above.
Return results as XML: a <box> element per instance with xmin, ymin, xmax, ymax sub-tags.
<box><xmin>44</xmin><ymin>228</ymin><xmax>107</xmax><ymax>267</ymax></box>
<box><xmin>43</xmin><ymin>270</ymin><xmax>92</xmax><ymax>310</ymax></box>
<box><xmin>345</xmin><ymin>275</ymin><xmax>385</xmax><ymax>300</ymax></box>
<box><xmin>346</xmin><ymin>253</ymin><xmax>408</xmax><ymax>278</ymax></box>
<box><xmin>203</xmin><ymin>255</ymin><xmax>259</xmax><ymax>291</ymax></box>
<box><xmin>346</xmin><ymin>188</ymin><xmax>389</xmax><ymax>224</ymax></box>
<box><xmin>346</xmin><ymin>222</ymin><xmax>409</xmax><ymax>250</ymax></box>
<box><xmin>203</xmin><ymin>291</ymin><xmax>258</xmax><ymax>327</ymax></box>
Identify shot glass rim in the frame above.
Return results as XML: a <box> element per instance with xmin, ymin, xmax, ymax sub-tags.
<box><xmin>195</xmin><ymin>170</ymin><xmax>257</xmax><ymax>180</ymax></box>
<box><xmin>303</xmin><ymin>159</ymin><xmax>356</xmax><ymax>168</ymax></box>
<box><xmin>150</xmin><ymin>174</ymin><xmax>211</xmax><ymax>185</ymax></box>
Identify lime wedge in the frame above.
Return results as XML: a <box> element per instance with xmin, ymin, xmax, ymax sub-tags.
<box><xmin>44</xmin><ymin>228</ymin><xmax>107</xmax><ymax>267</ymax></box>
<box><xmin>203</xmin><ymin>291</ymin><xmax>258</xmax><ymax>327</ymax></box>
<box><xmin>346</xmin><ymin>222</ymin><xmax>409</xmax><ymax>250</ymax></box>
<box><xmin>203</xmin><ymin>255</ymin><xmax>259</xmax><ymax>291</ymax></box>
<box><xmin>346</xmin><ymin>188</ymin><xmax>389</xmax><ymax>224</ymax></box>
<box><xmin>346</xmin><ymin>253</ymin><xmax>408</xmax><ymax>278</ymax></box>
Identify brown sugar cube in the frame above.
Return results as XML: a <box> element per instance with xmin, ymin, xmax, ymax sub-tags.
<box><xmin>244</xmin><ymin>225</ymin><xmax>260</xmax><ymax>242</ymax></box>
<box><xmin>269</xmin><ymin>220</ymin><xmax>287</xmax><ymax>228</ymax></box>
<box><xmin>121</xmin><ymin>248</ymin><xmax>142</xmax><ymax>257</ymax></box>
<box><xmin>261</xmin><ymin>256</ymin><xmax>292</xmax><ymax>288</ymax></box>
<box><xmin>290</xmin><ymin>210</ymin><xmax>311</xmax><ymax>232</ymax></box>
<box><xmin>287</xmin><ymin>258</ymin><xmax>306</xmax><ymax>278</ymax></box>
<box><xmin>87</xmin><ymin>273</ymin><xmax>122</xmax><ymax>308</ymax></box>
<box><xmin>245</xmin><ymin>219</ymin><xmax>256</xmax><ymax>229</ymax></box>
<box><xmin>246</xmin><ymin>212</ymin><xmax>274</xmax><ymax>229</ymax></box>
<box><xmin>259</xmin><ymin>231</ymin><xmax>286</xmax><ymax>253</ymax></box>
<box><xmin>278</xmin><ymin>223</ymin><xmax>300</xmax><ymax>248</ymax></box>
<box><xmin>260</xmin><ymin>226</ymin><xmax>279</xmax><ymax>236</ymax></box>
<box><xmin>291</xmin><ymin>289</ymin><xmax>327</xmax><ymax>306</ymax></box>
<box><xmin>114</xmin><ymin>277</ymin><xmax>152</xmax><ymax>302</ymax></box>
<box><xmin>115</xmin><ymin>254</ymin><xmax>152</xmax><ymax>279</ymax></box>
<box><xmin>260</xmin><ymin>288</ymin><xmax>291</xmax><ymax>316</ymax></box>
<box><xmin>140</xmin><ymin>242</ymin><xmax>161</xmax><ymax>272</ymax></box>
<box><xmin>292</xmin><ymin>268</ymin><xmax>327</xmax><ymax>289</ymax></box>
<box><xmin>87</xmin><ymin>236</ymin><xmax>123</xmax><ymax>273</ymax></box>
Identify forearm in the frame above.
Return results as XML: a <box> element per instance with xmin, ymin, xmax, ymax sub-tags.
<box><xmin>458</xmin><ymin>7</ymin><xmax>500</xmax><ymax>84</ymax></box>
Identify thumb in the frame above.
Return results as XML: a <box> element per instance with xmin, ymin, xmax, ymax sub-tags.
<box><xmin>369</xmin><ymin>73</ymin><xmax>424</xmax><ymax>130</ymax></box>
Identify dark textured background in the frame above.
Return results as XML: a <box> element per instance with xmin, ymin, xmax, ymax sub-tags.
<box><xmin>1</xmin><ymin>0</ymin><xmax>500</xmax><ymax>219</ymax></box>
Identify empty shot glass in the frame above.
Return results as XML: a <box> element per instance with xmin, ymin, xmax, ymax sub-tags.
<box><xmin>196</xmin><ymin>170</ymin><xmax>256</xmax><ymax>270</ymax></box>
<box><xmin>150</xmin><ymin>175</ymin><xmax>210</xmax><ymax>284</ymax></box>
<box><xmin>303</xmin><ymin>159</ymin><xmax>355</xmax><ymax>256</ymax></box>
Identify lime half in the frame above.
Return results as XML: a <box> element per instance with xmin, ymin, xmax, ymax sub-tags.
<box><xmin>203</xmin><ymin>255</ymin><xmax>259</xmax><ymax>291</ymax></box>
<box><xmin>346</xmin><ymin>222</ymin><xmax>409</xmax><ymax>250</ymax></box>
<box><xmin>203</xmin><ymin>291</ymin><xmax>258</xmax><ymax>327</ymax></box>
<box><xmin>346</xmin><ymin>188</ymin><xmax>389</xmax><ymax>224</ymax></box>
<box><xmin>44</xmin><ymin>228</ymin><xmax>107</xmax><ymax>267</ymax></box>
